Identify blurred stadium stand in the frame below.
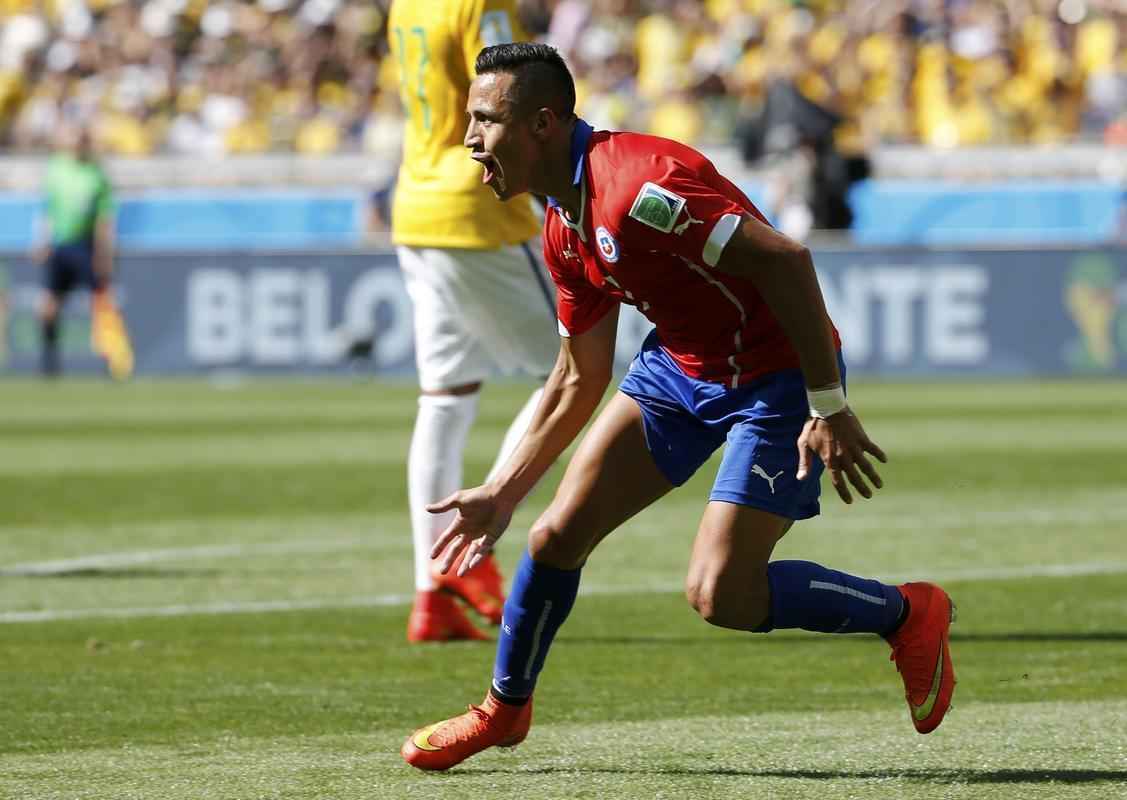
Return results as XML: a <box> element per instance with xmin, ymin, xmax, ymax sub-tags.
<box><xmin>1</xmin><ymin>0</ymin><xmax>1124</xmax><ymax>155</ymax></box>
<box><xmin>0</xmin><ymin>0</ymin><xmax>1123</xmax><ymax>246</ymax></box>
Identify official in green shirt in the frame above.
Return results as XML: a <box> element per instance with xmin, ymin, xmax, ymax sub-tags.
<box><xmin>35</xmin><ymin>124</ymin><xmax>116</xmax><ymax>376</ymax></box>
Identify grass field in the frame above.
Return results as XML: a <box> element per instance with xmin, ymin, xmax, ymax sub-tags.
<box><xmin>2</xmin><ymin>377</ymin><xmax>1126</xmax><ymax>800</ymax></box>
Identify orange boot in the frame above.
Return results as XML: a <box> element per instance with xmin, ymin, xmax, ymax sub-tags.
<box><xmin>433</xmin><ymin>551</ymin><xmax>506</xmax><ymax>625</ymax></box>
<box><xmin>406</xmin><ymin>590</ymin><xmax>490</xmax><ymax>643</ymax></box>
<box><xmin>887</xmin><ymin>582</ymin><xmax>957</xmax><ymax>734</ymax></box>
<box><xmin>402</xmin><ymin>692</ymin><xmax>532</xmax><ymax>771</ymax></box>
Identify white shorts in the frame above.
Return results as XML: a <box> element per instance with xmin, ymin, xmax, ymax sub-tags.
<box><xmin>398</xmin><ymin>242</ymin><xmax>559</xmax><ymax>391</ymax></box>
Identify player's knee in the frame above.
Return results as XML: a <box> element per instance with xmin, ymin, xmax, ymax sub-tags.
<box><xmin>38</xmin><ymin>298</ymin><xmax>59</xmax><ymax>322</ymax></box>
<box><xmin>685</xmin><ymin>576</ymin><xmax>717</xmax><ymax>624</ymax></box>
<box><xmin>685</xmin><ymin>570</ymin><xmax>771</xmax><ymax>630</ymax></box>
<box><xmin>685</xmin><ymin>581</ymin><xmax>739</xmax><ymax>630</ymax></box>
<box><xmin>528</xmin><ymin>518</ymin><xmax>587</xmax><ymax>570</ymax></box>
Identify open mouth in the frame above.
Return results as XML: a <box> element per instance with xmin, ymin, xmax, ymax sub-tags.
<box><xmin>473</xmin><ymin>153</ymin><xmax>503</xmax><ymax>190</ymax></box>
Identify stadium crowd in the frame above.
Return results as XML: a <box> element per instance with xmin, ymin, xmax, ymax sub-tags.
<box><xmin>0</xmin><ymin>0</ymin><xmax>1123</xmax><ymax>156</ymax></box>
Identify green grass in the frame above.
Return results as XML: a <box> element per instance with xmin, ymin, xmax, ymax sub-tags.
<box><xmin>1</xmin><ymin>378</ymin><xmax>1126</xmax><ymax>800</ymax></box>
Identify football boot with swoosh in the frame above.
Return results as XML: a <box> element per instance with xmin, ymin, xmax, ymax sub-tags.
<box><xmin>406</xmin><ymin>590</ymin><xmax>490</xmax><ymax>643</ymax></box>
<box><xmin>887</xmin><ymin>582</ymin><xmax>957</xmax><ymax>734</ymax></box>
<box><xmin>433</xmin><ymin>551</ymin><xmax>506</xmax><ymax>625</ymax></box>
<box><xmin>401</xmin><ymin>692</ymin><xmax>532</xmax><ymax>771</ymax></box>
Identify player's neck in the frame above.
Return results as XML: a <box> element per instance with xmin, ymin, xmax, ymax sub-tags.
<box><xmin>538</xmin><ymin>120</ymin><xmax>583</xmax><ymax>220</ymax></box>
<box><xmin>553</xmin><ymin>184</ymin><xmax>583</xmax><ymax>222</ymax></box>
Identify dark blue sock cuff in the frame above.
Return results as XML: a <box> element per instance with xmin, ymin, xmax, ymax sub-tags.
<box><xmin>762</xmin><ymin>560</ymin><xmax>903</xmax><ymax>635</ymax></box>
<box><xmin>492</xmin><ymin>550</ymin><xmax>582</xmax><ymax>698</ymax></box>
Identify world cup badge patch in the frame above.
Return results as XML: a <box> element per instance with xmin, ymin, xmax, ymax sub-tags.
<box><xmin>595</xmin><ymin>226</ymin><xmax>620</xmax><ymax>263</ymax></box>
<box><xmin>628</xmin><ymin>182</ymin><xmax>687</xmax><ymax>234</ymax></box>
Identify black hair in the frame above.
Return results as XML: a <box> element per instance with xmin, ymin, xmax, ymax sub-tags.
<box><xmin>474</xmin><ymin>42</ymin><xmax>576</xmax><ymax>119</ymax></box>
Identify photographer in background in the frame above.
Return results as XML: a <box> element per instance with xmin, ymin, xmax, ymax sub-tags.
<box><xmin>740</xmin><ymin>79</ymin><xmax>870</xmax><ymax>239</ymax></box>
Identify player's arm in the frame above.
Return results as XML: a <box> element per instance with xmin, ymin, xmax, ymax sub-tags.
<box><xmin>715</xmin><ymin>216</ymin><xmax>887</xmax><ymax>503</ymax></box>
<box><xmin>92</xmin><ymin>174</ymin><xmax>115</xmax><ymax>282</ymax></box>
<box><xmin>31</xmin><ymin>215</ymin><xmax>51</xmax><ymax>266</ymax></box>
<box><xmin>715</xmin><ymin>216</ymin><xmax>839</xmax><ymax>390</ymax></box>
<box><xmin>428</xmin><ymin>307</ymin><xmax>619</xmax><ymax>575</ymax></box>
<box><xmin>487</xmin><ymin>308</ymin><xmax>618</xmax><ymax>505</ymax></box>
<box><xmin>93</xmin><ymin>216</ymin><xmax>115</xmax><ymax>282</ymax></box>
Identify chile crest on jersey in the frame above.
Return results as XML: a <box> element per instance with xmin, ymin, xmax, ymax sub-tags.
<box><xmin>594</xmin><ymin>226</ymin><xmax>620</xmax><ymax>263</ymax></box>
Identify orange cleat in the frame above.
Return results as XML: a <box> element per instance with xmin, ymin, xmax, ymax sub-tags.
<box><xmin>433</xmin><ymin>552</ymin><xmax>506</xmax><ymax>625</ymax></box>
<box><xmin>887</xmin><ymin>582</ymin><xmax>957</xmax><ymax>734</ymax></box>
<box><xmin>406</xmin><ymin>590</ymin><xmax>490</xmax><ymax>643</ymax></box>
<box><xmin>402</xmin><ymin>692</ymin><xmax>532</xmax><ymax>771</ymax></box>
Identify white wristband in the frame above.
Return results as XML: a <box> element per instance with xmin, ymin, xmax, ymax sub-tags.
<box><xmin>807</xmin><ymin>384</ymin><xmax>847</xmax><ymax>419</ymax></box>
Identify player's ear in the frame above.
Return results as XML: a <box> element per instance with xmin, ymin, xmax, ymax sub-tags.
<box><xmin>531</xmin><ymin>107</ymin><xmax>555</xmax><ymax>139</ymax></box>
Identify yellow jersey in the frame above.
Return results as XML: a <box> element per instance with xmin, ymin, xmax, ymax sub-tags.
<box><xmin>388</xmin><ymin>0</ymin><xmax>541</xmax><ymax>249</ymax></box>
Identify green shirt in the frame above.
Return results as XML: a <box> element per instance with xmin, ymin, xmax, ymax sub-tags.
<box><xmin>44</xmin><ymin>154</ymin><xmax>114</xmax><ymax>245</ymax></box>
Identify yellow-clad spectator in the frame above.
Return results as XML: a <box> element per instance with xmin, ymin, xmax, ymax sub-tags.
<box><xmin>0</xmin><ymin>0</ymin><xmax>1123</xmax><ymax>153</ymax></box>
<box><xmin>295</xmin><ymin>111</ymin><xmax>340</xmax><ymax>155</ymax></box>
<box><xmin>226</xmin><ymin>117</ymin><xmax>271</xmax><ymax>154</ymax></box>
<box><xmin>634</xmin><ymin>2</ymin><xmax>698</xmax><ymax>100</ymax></box>
<box><xmin>100</xmin><ymin>112</ymin><xmax>153</xmax><ymax>156</ymax></box>
<box><xmin>1075</xmin><ymin>17</ymin><xmax>1117</xmax><ymax>78</ymax></box>
<box><xmin>647</xmin><ymin>89</ymin><xmax>703</xmax><ymax>143</ymax></box>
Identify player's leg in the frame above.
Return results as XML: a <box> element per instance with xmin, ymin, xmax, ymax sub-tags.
<box><xmin>686</xmin><ymin>498</ymin><xmax>956</xmax><ymax>733</ymax></box>
<box><xmin>425</xmin><ymin>241</ymin><xmax>560</xmax><ymax>624</ymax></box>
<box><xmin>685</xmin><ymin>366</ymin><xmax>955</xmax><ymax>733</ymax></box>
<box><xmin>37</xmin><ymin>247</ymin><xmax>72</xmax><ymax>377</ymax></box>
<box><xmin>398</xmin><ymin>245</ymin><xmax>492</xmax><ymax>641</ymax></box>
<box><xmin>37</xmin><ymin>292</ymin><xmax>61</xmax><ymax>377</ymax></box>
<box><xmin>402</xmin><ymin>392</ymin><xmax>680</xmax><ymax>770</ymax></box>
<box><xmin>685</xmin><ymin>501</ymin><xmax>905</xmax><ymax>634</ymax></box>
<box><xmin>491</xmin><ymin>391</ymin><xmax>677</xmax><ymax>697</ymax></box>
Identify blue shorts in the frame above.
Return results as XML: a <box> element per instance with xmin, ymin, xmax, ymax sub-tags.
<box><xmin>619</xmin><ymin>331</ymin><xmax>845</xmax><ymax>521</ymax></box>
<box><xmin>44</xmin><ymin>241</ymin><xmax>104</xmax><ymax>296</ymax></box>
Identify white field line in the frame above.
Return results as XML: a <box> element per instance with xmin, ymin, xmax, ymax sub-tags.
<box><xmin>804</xmin><ymin>504</ymin><xmax>1127</xmax><ymax>532</ymax></box>
<box><xmin>0</xmin><ymin>595</ymin><xmax>413</xmax><ymax>624</ymax></box>
<box><xmin>3</xmin><ymin>561</ymin><xmax>1127</xmax><ymax>624</ymax></box>
<box><xmin>0</xmin><ymin>537</ymin><xmax>380</xmax><ymax>577</ymax></box>
<box><xmin>5</xmin><ymin>502</ymin><xmax>1126</xmax><ymax>578</ymax></box>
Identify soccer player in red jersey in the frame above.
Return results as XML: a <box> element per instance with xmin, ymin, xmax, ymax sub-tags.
<box><xmin>401</xmin><ymin>43</ymin><xmax>956</xmax><ymax>771</ymax></box>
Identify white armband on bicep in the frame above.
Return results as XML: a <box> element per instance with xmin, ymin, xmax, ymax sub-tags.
<box><xmin>701</xmin><ymin>213</ymin><xmax>743</xmax><ymax>268</ymax></box>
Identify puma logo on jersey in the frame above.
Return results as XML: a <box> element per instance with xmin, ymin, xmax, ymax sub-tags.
<box><xmin>673</xmin><ymin>210</ymin><xmax>704</xmax><ymax>235</ymax></box>
<box><xmin>751</xmin><ymin>464</ymin><xmax>784</xmax><ymax>494</ymax></box>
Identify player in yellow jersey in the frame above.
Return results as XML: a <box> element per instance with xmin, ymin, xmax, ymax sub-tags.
<box><xmin>388</xmin><ymin>0</ymin><xmax>558</xmax><ymax>642</ymax></box>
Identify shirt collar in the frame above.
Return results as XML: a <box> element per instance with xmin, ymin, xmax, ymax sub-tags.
<box><xmin>546</xmin><ymin>117</ymin><xmax>594</xmax><ymax>209</ymax></box>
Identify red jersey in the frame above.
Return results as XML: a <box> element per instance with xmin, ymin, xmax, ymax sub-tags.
<box><xmin>544</xmin><ymin>119</ymin><xmax>838</xmax><ymax>388</ymax></box>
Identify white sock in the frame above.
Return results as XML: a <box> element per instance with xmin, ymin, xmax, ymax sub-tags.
<box><xmin>408</xmin><ymin>392</ymin><xmax>479</xmax><ymax>591</ymax></box>
<box><xmin>485</xmin><ymin>387</ymin><xmax>544</xmax><ymax>485</ymax></box>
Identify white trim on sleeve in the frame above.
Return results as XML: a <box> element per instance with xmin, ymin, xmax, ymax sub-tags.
<box><xmin>557</xmin><ymin>318</ymin><xmax>571</xmax><ymax>337</ymax></box>
<box><xmin>702</xmin><ymin>213</ymin><xmax>743</xmax><ymax>268</ymax></box>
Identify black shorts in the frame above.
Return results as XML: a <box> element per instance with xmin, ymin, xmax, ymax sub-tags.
<box><xmin>44</xmin><ymin>241</ymin><xmax>105</xmax><ymax>296</ymax></box>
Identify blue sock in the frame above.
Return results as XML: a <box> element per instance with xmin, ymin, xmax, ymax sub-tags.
<box><xmin>492</xmin><ymin>550</ymin><xmax>581</xmax><ymax>700</ymax></box>
<box><xmin>758</xmin><ymin>560</ymin><xmax>903</xmax><ymax>635</ymax></box>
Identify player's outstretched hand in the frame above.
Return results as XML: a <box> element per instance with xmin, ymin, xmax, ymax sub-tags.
<box><xmin>427</xmin><ymin>487</ymin><xmax>515</xmax><ymax>577</ymax></box>
<box><xmin>797</xmin><ymin>409</ymin><xmax>887</xmax><ymax>504</ymax></box>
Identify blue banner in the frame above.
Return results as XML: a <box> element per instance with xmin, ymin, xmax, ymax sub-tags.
<box><xmin>815</xmin><ymin>247</ymin><xmax>1127</xmax><ymax>375</ymax></box>
<box><xmin>848</xmin><ymin>181</ymin><xmax>1124</xmax><ymax>245</ymax></box>
<box><xmin>1</xmin><ymin>247</ymin><xmax>1125</xmax><ymax>377</ymax></box>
